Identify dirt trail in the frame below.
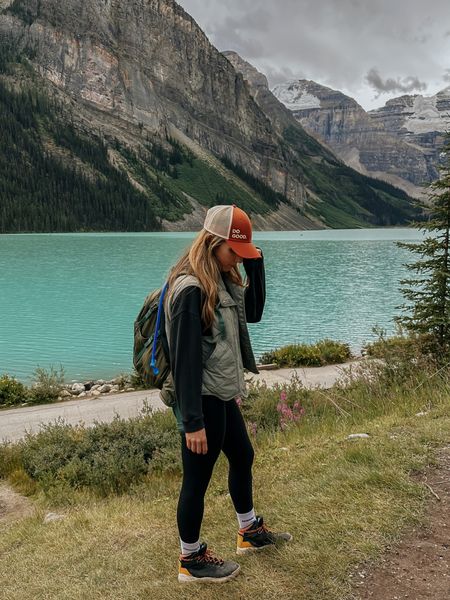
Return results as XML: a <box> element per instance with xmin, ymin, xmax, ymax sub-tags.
<box><xmin>354</xmin><ymin>446</ymin><xmax>450</xmax><ymax>600</ymax></box>
<box><xmin>0</xmin><ymin>483</ymin><xmax>34</xmax><ymax>525</ymax></box>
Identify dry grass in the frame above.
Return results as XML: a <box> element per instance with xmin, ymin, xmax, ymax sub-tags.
<box><xmin>0</xmin><ymin>368</ymin><xmax>449</xmax><ymax>600</ymax></box>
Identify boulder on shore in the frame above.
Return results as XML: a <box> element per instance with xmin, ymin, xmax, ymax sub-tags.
<box><xmin>71</xmin><ymin>383</ymin><xmax>85</xmax><ymax>395</ymax></box>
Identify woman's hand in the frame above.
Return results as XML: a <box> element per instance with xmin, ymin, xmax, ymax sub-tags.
<box><xmin>185</xmin><ymin>428</ymin><xmax>208</xmax><ymax>454</ymax></box>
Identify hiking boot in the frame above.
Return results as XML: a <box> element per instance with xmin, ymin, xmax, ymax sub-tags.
<box><xmin>178</xmin><ymin>542</ymin><xmax>240</xmax><ymax>583</ymax></box>
<box><xmin>236</xmin><ymin>516</ymin><xmax>293</xmax><ymax>554</ymax></box>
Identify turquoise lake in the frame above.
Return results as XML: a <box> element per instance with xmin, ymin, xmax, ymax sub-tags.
<box><xmin>0</xmin><ymin>228</ymin><xmax>424</xmax><ymax>384</ymax></box>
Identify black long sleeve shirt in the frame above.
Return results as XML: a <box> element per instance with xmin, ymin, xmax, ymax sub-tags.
<box><xmin>169</xmin><ymin>254</ymin><xmax>265</xmax><ymax>433</ymax></box>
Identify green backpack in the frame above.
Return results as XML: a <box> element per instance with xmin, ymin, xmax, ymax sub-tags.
<box><xmin>133</xmin><ymin>282</ymin><xmax>170</xmax><ymax>389</ymax></box>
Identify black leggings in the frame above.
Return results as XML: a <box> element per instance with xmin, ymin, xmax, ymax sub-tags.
<box><xmin>177</xmin><ymin>395</ymin><xmax>254</xmax><ymax>543</ymax></box>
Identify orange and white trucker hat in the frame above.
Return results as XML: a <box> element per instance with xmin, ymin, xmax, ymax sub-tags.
<box><xmin>203</xmin><ymin>204</ymin><xmax>260</xmax><ymax>259</ymax></box>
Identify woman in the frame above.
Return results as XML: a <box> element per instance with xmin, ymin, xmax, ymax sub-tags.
<box><xmin>163</xmin><ymin>204</ymin><xmax>292</xmax><ymax>584</ymax></box>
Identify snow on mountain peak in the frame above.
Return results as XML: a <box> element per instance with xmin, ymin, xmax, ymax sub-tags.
<box><xmin>271</xmin><ymin>81</ymin><xmax>321</xmax><ymax>111</ymax></box>
<box><xmin>370</xmin><ymin>86</ymin><xmax>450</xmax><ymax>134</ymax></box>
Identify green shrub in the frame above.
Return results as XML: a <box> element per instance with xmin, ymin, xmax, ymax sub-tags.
<box><xmin>361</xmin><ymin>326</ymin><xmax>438</xmax><ymax>387</ymax></box>
<box><xmin>0</xmin><ymin>367</ymin><xmax>66</xmax><ymax>408</ymax></box>
<box><xmin>0</xmin><ymin>374</ymin><xmax>28</xmax><ymax>407</ymax></box>
<box><xmin>20</xmin><ymin>418</ymin><xmax>80</xmax><ymax>483</ymax></box>
<box><xmin>19</xmin><ymin>410</ymin><xmax>180</xmax><ymax>496</ymax></box>
<box><xmin>28</xmin><ymin>365</ymin><xmax>65</xmax><ymax>405</ymax></box>
<box><xmin>259</xmin><ymin>339</ymin><xmax>352</xmax><ymax>367</ymax></box>
<box><xmin>362</xmin><ymin>327</ymin><xmax>428</xmax><ymax>360</ymax></box>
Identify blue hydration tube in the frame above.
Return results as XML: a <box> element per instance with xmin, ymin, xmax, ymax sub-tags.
<box><xmin>150</xmin><ymin>282</ymin><xmax>169</xmax><ymax>375</ymax></box>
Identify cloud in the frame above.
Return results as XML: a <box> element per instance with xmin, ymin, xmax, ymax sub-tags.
<box><xmin>204</xmin><ymin>7</ymin><xmax>270</xmax><ymax>59</ymax></box>
<box><xmin>443</xmin><ymin>69</ymin><xmax>450</xmax><ymax>83</ymax></box>
<box><xmin>261</xmin><ymin>64</ymin><xmax>306</xmax><ymax>85</ymax></box>
<box><xmin>413</xmin><ymin>33</ymin><xmax>431</xmax><ymax>44</ymax></box>
<box><xmin>366</xmin><ymin>68</ymin><xmax>428</xmax><ymax>96</ymax></box>
<box><xmin>206</xmin><ymin>13</ymin><xmax>267</xmax><ymax>58</ymax></box>
<box><xmin>179</xmin><ymin>0</ymin><xmax>450</xmax><ymax>109</ymax></box>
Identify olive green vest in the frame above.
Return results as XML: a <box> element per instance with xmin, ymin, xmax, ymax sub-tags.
<box><xmin>160</xmin><ymin>274</ymin><xmax>258</xmax><ymax>408</ymax></box>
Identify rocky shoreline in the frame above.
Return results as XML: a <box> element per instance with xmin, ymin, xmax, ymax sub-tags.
<box><xmin>58</xmin><ymin>364</ymin><xmax>281</xmax><ymax>402</ymax></box>
<box><xmin>59</xmin><ymin>376</ymin><xmax>136</xmax><ymax>401</ymax></box>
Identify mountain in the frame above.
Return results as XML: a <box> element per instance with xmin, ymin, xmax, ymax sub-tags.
<box><xmin>368</xmin><ymin>88</ymin><xmax>450</xmax><ymax>176</ymax></box>
<box><xmin>271</xmin><ymin>79</ymin><xmax>442</xmax><ymax>198</ymax></box>
<box><xmin>0</xmin><ymin>0</ymin><xmax>419</xmax><ymax>232</ymax></box>
<box><xmin>224</xmin><ymin>51</ymin><xmax>420</xmax><ymax>224</ymax></box>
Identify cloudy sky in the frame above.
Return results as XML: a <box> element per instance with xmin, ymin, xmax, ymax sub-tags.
<box><xmin>178</xmin><ymin>0</ymin><xmax>450</xmax><ymax>110</ymax></box>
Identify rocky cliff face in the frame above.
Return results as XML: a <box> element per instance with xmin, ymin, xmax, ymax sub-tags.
<box><xmin>271</xmin><ymin>79</ymin><xmax>437</xmax><ymax>197</ymax></box>
<box><xmin>223</xmin><ymin>53</ymin><xmax>340</xmax><ymax>151</ymax></box>
<box><xmin>1</xmin><ymin>0</ymin><xmax>310</xmax><ymax>208</ymax></box>
<box><xmin>369</xmin><ymin>88</ymin><xmax>450</xmax><ymax>174</ymax></box>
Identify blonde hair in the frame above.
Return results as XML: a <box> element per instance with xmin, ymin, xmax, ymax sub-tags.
<box><xmin>166</xmin><ymin>230</ymin><xmax>243</xmax><ymax>329</ymax></box>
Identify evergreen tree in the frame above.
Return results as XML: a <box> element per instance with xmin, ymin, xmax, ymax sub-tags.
<box><xmin>396</xmin><ymin>132</ymin><xmax>450</xmax><ymax>358</ymax></box>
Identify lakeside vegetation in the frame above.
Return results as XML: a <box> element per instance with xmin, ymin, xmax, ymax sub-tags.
<box><xmin>0</xmin><ymin>340</ymin><xmax>351</xmax><ymax>408</ymax></box>
<box><xmin>0</xmin><ymin>366</ymin><xmax>66</xmax><ymax>408</ymax></box>
<box><xmin>260</xmin><ymin>339</ymin><xmax>352</xmax><ymax>367</ymax></box>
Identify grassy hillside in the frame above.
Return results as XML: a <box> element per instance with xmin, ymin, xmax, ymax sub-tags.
<box><xmin>117</xmin><ymin>139</ymin><xmax>281</xmax><ymax>218</ymax></box>
<box><xmin>283</xmin><ymin>126</ymin><xmax>421</xmax><ymax>227</ymax></box>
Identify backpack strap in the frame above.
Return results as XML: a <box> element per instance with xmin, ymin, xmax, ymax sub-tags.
<box><xmin>150</xmin><ymin>282</ymin><xmax>169</xmax><ymax>375</ymax></box>
<box><xmin>166</xmin><ymin>274</ymin><xmax>202</xmax><ymax>320</ymax></box>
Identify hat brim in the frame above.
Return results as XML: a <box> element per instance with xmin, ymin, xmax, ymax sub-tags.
<box><xmin>227</xmin><ymin>240</ymin><xmax>261</xmax><ymax>259</ymax></box>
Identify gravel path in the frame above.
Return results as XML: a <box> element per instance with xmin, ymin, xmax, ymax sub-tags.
<box><xmin>0</xmin><ymin>361</ymin><xmax>360</xmax><ymax>443</ymax></box>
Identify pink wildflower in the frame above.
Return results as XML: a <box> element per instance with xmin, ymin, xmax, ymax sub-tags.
<box><xmin>278</xmin><ymin>393</ymin><xmax>305</xmax><ymax>431</ymax></box>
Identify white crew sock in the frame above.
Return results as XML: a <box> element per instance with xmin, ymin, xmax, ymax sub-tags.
<box><xmin>237</xmin><ymin>508</ymin><xmax>256</xmax><ymax>530</ymax></box>
<box><xmin>180</xmin><ymin>538</ymin><xmax>201</xmax><ymax>557</ymax></box>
